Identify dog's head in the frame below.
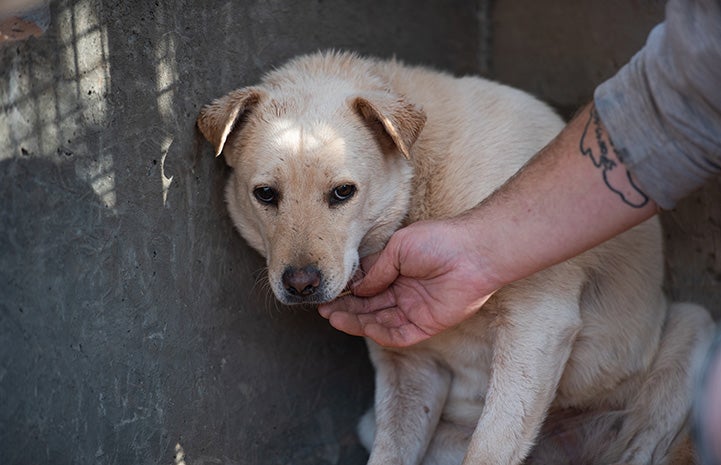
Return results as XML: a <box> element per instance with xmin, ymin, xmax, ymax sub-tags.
<box><xmin>197</xmin><ymin>59</ymin><xmax>426</xmax><ymax>305</ymax></box>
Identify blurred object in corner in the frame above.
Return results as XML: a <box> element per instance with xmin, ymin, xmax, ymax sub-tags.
<box><xmin>0</xmin><ymin>0</ymin><xmax>50</xmax><ymax>43</ymax></box>
<box><xmin>695</xmin><ymin>327</ymin><xmax>721</xmax><ymax>465</ymax></box>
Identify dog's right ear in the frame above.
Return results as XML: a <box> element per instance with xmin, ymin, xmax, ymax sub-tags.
<box><xmin>197</xmin><ymin>87</ymin><xmax>265</xmax><ymax>157</ymax></box>
<box><xmin>351</xmin><ymin>92</ymin><xmax>426</xmax><ymax>159</ymax></box>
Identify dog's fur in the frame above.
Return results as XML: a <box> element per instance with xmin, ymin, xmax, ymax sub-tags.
<box><xmin>198</xmin><ymin>51</ymin><xmax>713</xmax><ymax>465</ymax></box>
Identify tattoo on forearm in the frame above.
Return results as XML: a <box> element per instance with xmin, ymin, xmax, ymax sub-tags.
<box><xmin>579</xmin><ymin>106</ymin><xmax>649</xmax><ymax>208</ymax></box>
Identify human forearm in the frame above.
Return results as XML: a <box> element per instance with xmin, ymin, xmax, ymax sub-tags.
<box><xmin>594</xmin><ymin>0</ymin><xmax>721</xmax><ymax>209</ymax></box>
<box><xmin>456</xmin><ymin>102</ymin><xmax>658</xmax><ymax>289</ymax></box>
<box><xmin>319</xmin><ymin>103</ymin><xmax>658</xmax><ymax>347</ymax></box>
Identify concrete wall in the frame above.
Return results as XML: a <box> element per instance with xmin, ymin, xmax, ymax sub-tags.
<box><xmin>2</xmin><ymin>1</ymin><xmax>719</xmax><ymax>465</ymax></box>
<box><xmin>0</xmin><ymin>1</ymin><xmax>482</xmax><ymax>464</ymax></box>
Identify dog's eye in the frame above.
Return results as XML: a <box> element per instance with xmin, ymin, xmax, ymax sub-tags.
<box><xmin>253</xmin><ymin>186</ymin><xmax>278</xmax><ymax>205</ymax></box>
<box><xmin>330</xmin><ymin>184</ymin><xmax>356</xmax><ymax>205</ymax></box>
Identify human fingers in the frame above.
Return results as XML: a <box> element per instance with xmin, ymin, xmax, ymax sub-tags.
<box><xmin>353</xmin><ymin>238</ymin><xmax>403</xmax><ymax>297</ymax></box>
<box><xmin>324</xmin><ymin>309</ymin><xmax>367</xmax><ymax>337</ymax></box>
<box><xmin>358</xmin><ymin>251</ymin><xmax>381</xmax><ymax>273</ymax></box>
<box><xmin>363</xmin><ymin>322</ymin><xmax>431</xmax><ymax>348</ymax></box>
<box><xmin>326</xmin><ymin>306</ymin><xmax>430</xmax><ymax>347</ymax></box>
<box><xmin>318</xmin><ymin>291</ymin><xmax>396</xmax><ymax>319</ymax></box>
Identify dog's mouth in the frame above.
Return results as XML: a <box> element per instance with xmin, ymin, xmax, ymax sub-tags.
<box><xmin>271</xmin><ymin>279</ymin><xmax>348</xmax><ymax>306</ymax></box>
<box><xmin>333</xmin><ymin>283</ymin><xmax>355</xmax><ymax>300</ymax></box>
<box><xmin>336</xmin><ymin>288</ymin><xmax>353</xmax><ymax>298</ymax></box>
<box><xmin>332</xmin><ymin>267</ymin><xmax>364</xmax><ymax>300</ymax></box>
<box><xmin>273</xmin><ymin>268</ymin><xmax>361</xmax><ymax>305</ymax></box>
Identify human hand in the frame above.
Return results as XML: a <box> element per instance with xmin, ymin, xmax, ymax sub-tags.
<box><xmin>318</xmin><ymin>219</ymin><xmax>499</xmax><ymax>347</ymax></box>
<box><xmin>318</xmin><ymin>103</ymin><xmax>663</xmax><ymax>348</ymax></box>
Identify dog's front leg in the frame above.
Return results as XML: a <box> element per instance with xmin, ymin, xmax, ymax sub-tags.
<box><xmin>366</xmin><ymin>341</ymin><xmax>452</xmax><ymax>465</ymax></box>
<box><xmin>463</xmin><ymin>285</ymin><xmax>582</xmax><ymax>465</ymax></box>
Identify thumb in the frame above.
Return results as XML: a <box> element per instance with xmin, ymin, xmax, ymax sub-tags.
<box><xmin>354</xmin><ymin>240</ymin><xmax>402</xmax><ymax>297</ymax></box>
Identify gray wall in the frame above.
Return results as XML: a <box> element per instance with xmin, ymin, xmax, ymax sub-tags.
<box><xmin>0</xmin><ymin>1</ymin><xmax>482</xmax><ymax>464</ymax></box>
<box><xmin>2</xmin><ymin>1</ymin><xmax>719</xmax><ymax>465</ymax></box>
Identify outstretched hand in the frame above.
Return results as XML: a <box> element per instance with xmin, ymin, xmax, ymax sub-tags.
<box><xmin>318</xmin><ymin>219</ymin><xmax>499</xmax><ymax>347</ymax></box>
<box><xmin>318</xmin><ymin>103</ymin><xmax>663</xmax><ymax>348</ymax></box>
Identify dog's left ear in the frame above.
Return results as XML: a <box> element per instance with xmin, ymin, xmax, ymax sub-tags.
<box><xmin>352</xmin><ymin>93</ymin><xmax>426</xmax><ymax>159</ymax></box>
<box><xmin>197</xmin><ymin>87</ymin><xmax>265</xmax><ymax>157</ymax></box>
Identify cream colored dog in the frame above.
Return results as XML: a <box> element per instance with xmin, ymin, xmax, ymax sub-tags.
<box><xmin>197</xmin><ymin>51</ymin><xmax>712</xmax><ymax>465</ymax></box>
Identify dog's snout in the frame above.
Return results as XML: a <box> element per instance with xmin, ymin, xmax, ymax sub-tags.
<box><xmin>282</xmin><ymin>265</ymin><xmax>322</xmax><ymax>297</ymax></box>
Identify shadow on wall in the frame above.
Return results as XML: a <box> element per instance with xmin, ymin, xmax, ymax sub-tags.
<box><xmin>661</xmin><ymin>185</ymin><xmax>721</xmax><ymax>317</ymax></box>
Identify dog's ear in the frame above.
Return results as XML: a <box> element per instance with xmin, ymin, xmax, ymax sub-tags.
<box><xmin>352</xmin><ymin>93</ymin><xmax>426</xmax><ymax>159</ymax></box>
<box><xmin>197</xmin><ymin>87</ymin><xmax>265</xmax><ymax>156</ymax></box>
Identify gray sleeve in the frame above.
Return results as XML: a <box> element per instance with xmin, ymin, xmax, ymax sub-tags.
<box><xmin>593</xmin><ymin>0</ymin><xmax>721</xmax><ymax>209</ymax></box>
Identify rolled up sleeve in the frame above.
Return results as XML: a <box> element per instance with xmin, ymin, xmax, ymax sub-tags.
<box><xmin>594</xmin><ymin>0</ymin><xmax>721</xmax><ymax>209</ymax></box>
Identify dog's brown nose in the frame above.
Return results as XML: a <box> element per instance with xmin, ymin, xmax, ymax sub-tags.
<box><xmin>282</xmin><ymin>265</ymin><xmax>321</xmax><ymax>297</ymax></box>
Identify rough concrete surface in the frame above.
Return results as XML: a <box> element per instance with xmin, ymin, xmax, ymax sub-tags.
<box><xmin>0</xmin><ymin>1</ymin><xmax>482</xmax><ymax>464</ymax></box>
